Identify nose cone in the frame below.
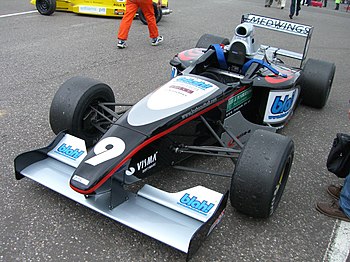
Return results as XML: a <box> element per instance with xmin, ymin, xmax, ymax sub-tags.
<box><xmin>70</xmin><ymin>125</ymin><xmax>147</xmax><ymax>194</ymax></box>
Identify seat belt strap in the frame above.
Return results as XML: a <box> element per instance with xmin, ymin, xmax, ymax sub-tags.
<box><xmin>211</xmin><ymin>44</ymin><xmax>228</xmax><ymax>70</ymax></box>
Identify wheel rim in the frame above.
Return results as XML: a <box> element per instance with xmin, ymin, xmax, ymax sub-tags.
<box><xmin>38</xmin><ymin>0</ymin><xmax>50</xmax><ymax>12</ymax></box>
<box><xmin>324</xmin><ymin>67</ymin><xmax>335</xmax><ymax>103</ymax></box>
<box><xmin>269</xmin><ymin>154</ymin><xmax>293</xmax><ymax>215</ymax></box>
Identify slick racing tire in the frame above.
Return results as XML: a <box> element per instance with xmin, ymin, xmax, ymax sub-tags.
<box><xmin>36</xmin><ymin>0</ymin><xmax>56</xmax><ymax>16</ymax></box>
<box><xmin>300</xmin><ymin>58</ymin><xmax>336</xmax><ymax>109</ymax></box>
<box><xmin>195</xmin><ymin>34</ymin><xmax>230</xmax><ymax>49</ymax></box>
<box><xmin>50</xmin><ymin>76</ymin><xmax>115</xmax><ymax>147</ymax></box>
<box><xmin>138</xmin><ymin>3</ymin><xmax>162</xmax><ymax>25</ymax></box>
<box><xmin>230</xmin><ymin>129</ymin><xmax>294</xmax><ymax>218</ymax></box>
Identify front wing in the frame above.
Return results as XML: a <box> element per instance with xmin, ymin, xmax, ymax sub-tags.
<box><xmin>14</xmin><ymin>133</ymin><xmax>228</xmax><ymax>260</ymax></box>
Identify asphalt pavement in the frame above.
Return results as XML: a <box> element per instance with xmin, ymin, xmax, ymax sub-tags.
<box><xmin>1</xmin><ymin>0</ymin><xmax>350</xmax><ymax>261</ymax></box>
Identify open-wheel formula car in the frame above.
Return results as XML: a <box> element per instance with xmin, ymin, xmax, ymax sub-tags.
<box><xmin>31</xmin><ymin>0</ymin><xmax>172</xmax><ymax>24</ymax></box>
<box><xmin>15</xmin><ymin>14</ymin><xmax>335</xmax><ymax>260</ymax></box>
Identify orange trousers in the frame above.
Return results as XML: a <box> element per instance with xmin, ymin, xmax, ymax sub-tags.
<box><xmin>117</xmin><ymin>0</ymin><xmax>159</xmax><ymax>40</ymax></box>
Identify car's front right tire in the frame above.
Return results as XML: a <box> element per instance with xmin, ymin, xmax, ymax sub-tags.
<box><xmin>49</xmin><ymin>76</ymin><xmax>115</xmax><ymax>147</ymax></box>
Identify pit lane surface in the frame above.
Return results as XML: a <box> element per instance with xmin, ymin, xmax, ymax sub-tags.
<box><xmin>1</xmin><ymin>1</ymin><xmax>350</xmax><ymax>261</ymax></box>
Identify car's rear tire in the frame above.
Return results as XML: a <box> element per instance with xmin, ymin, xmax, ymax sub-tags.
<box><xmin>49</xmin><ymin>76</ymin><xmax>115</xmax><ymax>147</ymax></box>
<box><xmin>300</xmin><ymin>58</ymin><xmax>336</xmax><ymax>109</ymax></box>
<box><xmin>195</xmin><ymin>34</ymin><xmax>230</xmax><ymax>49</ymax></box>
<box><xmin>138</xmin><ymin>3</ymin><xmax>162</xmax><ymax>25</ymax></box>
<box><xmin>230</xmin><ymin>129</ymin><xmax>294</xmax><ymax>218</ymax></box>
<box><xmin>36</xmin><ymin>0</ymin><xmax>56</xmax><ymax>15</ymax></box>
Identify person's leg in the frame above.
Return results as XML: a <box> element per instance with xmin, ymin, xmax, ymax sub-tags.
<box><xmin>296</xmin><ymin>0</ymin><xmax>301</xmax><ymax>15</ymax></box>
<box><xmin>335</xmin><ymin>0</ymin><xmax>340</xmax><ymax>9</ymax></box>
<box><xmin>276</xmin><ymin>0</ymin><xmax>281</xmax><ymax>7</ymax></box>
<box><xmin>281</xmin><ymin>0</ymin><xmax>286</xmax><ymax>8</ymax></box>
<box><xmin>339</xmin><ymin>175</ymin><xmax>350</xmax><ymax>219</ymax></box>
<box><xmin>290</xmin><ymin>0</ymin><xmax>296</xmax><ymax>18</ymax></box>
<box><xmin>139</xmin><ymin>0</ymin><xmax>159</xmax><ymax>39</ymax></box>
<box><xmin>117</xmin><ymin>0</ymin><xmax>139</xmax><ymax>41</ymax></box>
<box><xmin>265</xmin><ymin>0</ymin><xmax>273</xmax><ymax>6</ymax></box>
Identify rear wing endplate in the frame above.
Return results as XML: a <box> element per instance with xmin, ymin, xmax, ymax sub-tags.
<box><xmin>241</xmin><ymin>14</ymin><xmax>314</xmax><ymax>67</ymax></box>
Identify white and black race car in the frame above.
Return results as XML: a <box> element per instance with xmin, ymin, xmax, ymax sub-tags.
<box><xmin>14</xmin><ymin>14</ymin><xmax>335</xmax><ymax>260</ymax></box>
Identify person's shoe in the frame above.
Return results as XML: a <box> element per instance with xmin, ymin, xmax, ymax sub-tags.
<box><xmin>289</xmin><ymin>14</ymin><xmax>293</xmax><ymax>19</ymax></box>
<box><xmin>117</xmin><ymin>39</ymin><xmax>127</xmax><ymax>49</ymax></box>
<box><xmin>151</xmin><ymin>35</ymin><xmax>163</xmax><ymax>46</ymax></box>
<box><xmin>296</xmin><ymin>7</ymin><xmax>301</xmax><ymax>16</ymax></box>
<box><xmin>281</xmin><ymin>6</ymin><xmax>284</xmax><ymax>9</ymax></box>
<box><xmin>316</xmin><ymin>201</ymin><xmax>350</xmax><ymax>222</ymax></box>
<box><xmin>327</xmin><ymin>185</ymin><xmax>342</xmax><ymax>200</ymax></box>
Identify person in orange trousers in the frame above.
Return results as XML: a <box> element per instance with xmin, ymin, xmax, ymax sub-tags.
<box><xmin>117</xmin><ymin>0</ymin><xmax>163</xmax><ymax>48</ymax></box>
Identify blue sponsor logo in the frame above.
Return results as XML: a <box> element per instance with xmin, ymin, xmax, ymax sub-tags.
<box><xmin>269</xmin><ymin>91</ymin><xmax>295</xmax><ymax>119</ymax></box>
<box><xmin>176</xmin><ymin>77</ymin><xmax>213</xmax><ymax>90</ymax></box>
<box><xmin>55</xmin><ymin>143</ymin><xmax>84</xmax><ymax>160</ymax></box>
<box><xmin>178</xmin><ymin>193</ymin><xmax>215</xmax><ymax>215</ymax></box>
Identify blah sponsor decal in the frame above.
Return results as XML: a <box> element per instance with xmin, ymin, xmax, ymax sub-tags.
<box><xmin>178</xmin><ymin>193</ymin><xmax>215</xmax><ymax>215</ymax></box>
<box><xmin>48</xmin><ymin>134</ymin><xmax>87</xmax><ymax>168</ymax></box>
<box><xmin>264</xmin><ymin>89</ymin><xmax>298</xmax><ymax>124</ymax></box>
<box><xmin>175</xmin><ymin>76</ymin><xmax>213</xmax><ymax>90</ymax></box>
<box><xmin>55</xmin><ymin>143</ymin><xmax>84</xmax><ymax>160</ymax></box>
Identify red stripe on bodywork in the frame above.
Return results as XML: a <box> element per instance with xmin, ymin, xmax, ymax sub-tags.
<box><xmin>71</xmin><ymin>86</ymin><xmax>249</xmax><ymax>195</ymax></box>
<box><xmin>264</xmin><ymin>75</ymin><xmax>293</xmax><ymax>84</ymax></box>
<box><xmin>178</xmin><ymin>49</ymin><xmax>204</xmax><ymax>61</ymax></box>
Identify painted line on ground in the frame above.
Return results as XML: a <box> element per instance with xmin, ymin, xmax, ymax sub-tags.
<box><xmin>0</xmin><ymin>10</ymin><xmax>37</xmax><ymax>19</ymax></box>
<box><xmin>323</xmin><ymin>221</ymin><xmax>350</xmax><ymax>262</ymax></box>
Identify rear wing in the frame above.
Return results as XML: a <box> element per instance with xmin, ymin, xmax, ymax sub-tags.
<box><xmin>241</xmin><ymin>14</ymin><xmax>314</xmax><ymax>67</ymax></box>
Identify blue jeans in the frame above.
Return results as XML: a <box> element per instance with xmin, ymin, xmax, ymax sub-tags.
<box><xmin>339</xmin><ymin>174</ymin><xmax>350</xmax><ymax>219</ymax></box>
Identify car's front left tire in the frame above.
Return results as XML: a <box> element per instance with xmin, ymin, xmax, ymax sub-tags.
<box><xmin>230</xmin><ymin>129</ymin><xmax>294</xmax><ymax>218</ymax></box>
